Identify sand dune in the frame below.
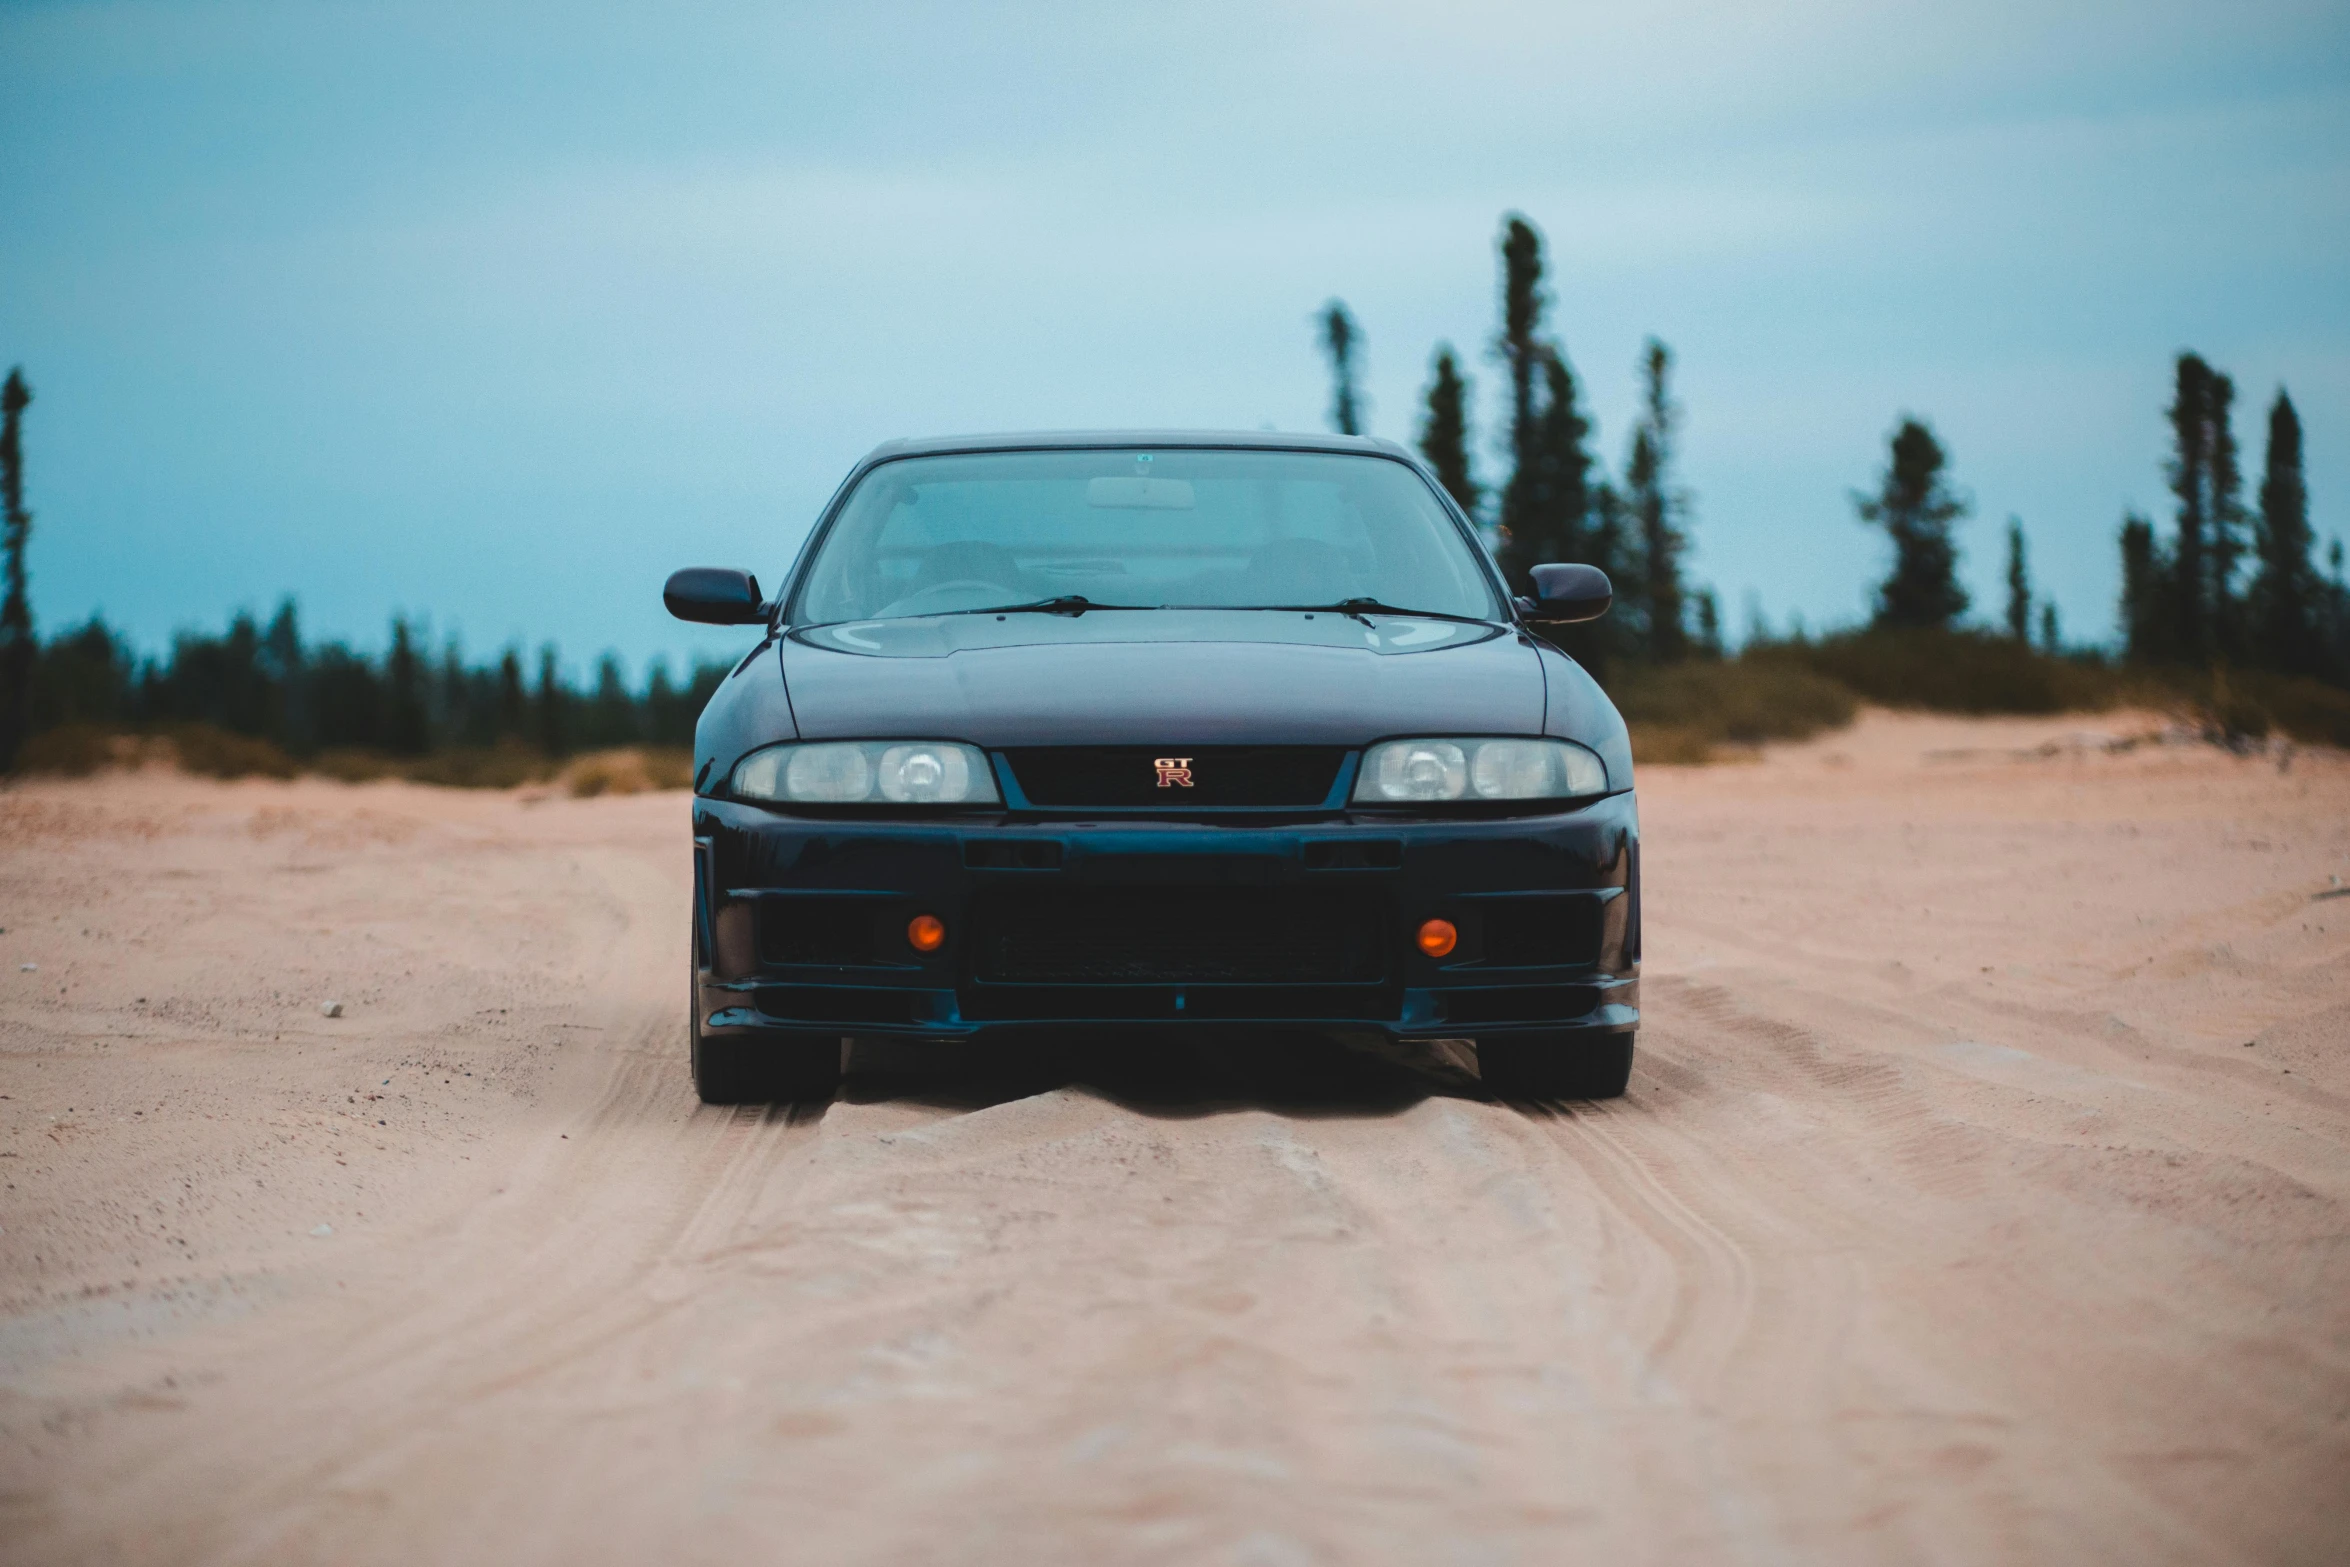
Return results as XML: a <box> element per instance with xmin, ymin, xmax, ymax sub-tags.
<box><xmin>2</xmin><ymin>709</ymin><xmax>2346</xmax><ymax>1564</ymax></box>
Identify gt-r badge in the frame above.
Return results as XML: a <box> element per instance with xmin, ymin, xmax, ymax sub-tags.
<box><xmin>1154</xmin><ymin>757</ymin><xmax>1195</xmax><ymax>788</ymax></box>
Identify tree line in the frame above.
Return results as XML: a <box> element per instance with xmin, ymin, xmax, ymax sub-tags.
<box><xmin>27</xmin><ymin>603</ymin><xmax>728</xmax><ymax>761</ymax></box>
<box><xmin>1317</xmin><ymin>216</ymin><xmax>2346</xmax><ymax>690</ymax></box>
<box><xmin>0</xmin><ymin>368</ymin><xmax>731</xmax><ymax>771</ymax></box>
<box><xmin>2117</xmin><ymin>355</ymin><xmax>2345</xmax><ymax>682</ymax></box>
<box><xmin>1320</xmin><ymin>215</ymin><xmax>1719</xmax><ymax>678</ymax></box>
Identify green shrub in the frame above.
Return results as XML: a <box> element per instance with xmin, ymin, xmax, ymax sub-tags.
<box><xmin>562</xmin><ymin>746</ymin><xmax>695</xmax><ymax>797</ymax></box>
<box><xmin>15</xmin><ymin>721</ymin><xmax>117</xmax><ymax>776</ymax></box>
<box><xmin>405</xmin><ymin>742</ymin><xmax>555</xmax><ymax>789</ymax></box>
<box><xmin>2140</xmin><ymin>667</ymin><xmax>2350</xmax><ymax>748</ymax></box>
<box><xmin>1609</xmin><ymin>659</ymin><xmax>1857</xmax><ymax>759</ymax></box>
<box><xmin>2257</xmin><ymin>676</ymin><xmax>2350</xmax><ymax>747</ymax></box>
<box><xmin>1762</xmin><ymin>628</ymin><xmax>2121</xmax><ymax>714</ymax></box>
<box><xmin>165</xmin><ymin>723</ymin><xmax>298</xmax><ymax>779</ymax></box>
<box><xmin>307</xmin><ymin>748</ymin><xmax>403</xmax><ymax>783</ymax></box>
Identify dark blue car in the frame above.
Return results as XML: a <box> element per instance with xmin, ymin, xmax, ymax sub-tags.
<box><xmin>666</xmin><ymin>431</ymin><xmax>1638</xmax><ymax>1104</ymax></box>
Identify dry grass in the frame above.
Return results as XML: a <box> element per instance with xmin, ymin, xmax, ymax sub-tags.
<box><xmin>560</xmin><ymin>748</ymin><xmax>695</xmax><ymax>797</ymax></box>
<box><xmin>1609</xmin><ymin>660</ymin><xmax>1857</xmax><ymax>764</ymax></box>
<box><xmin>8</xmin><ymin>726</ymin><xmax>664</xmax><ymax>791</ymax></box>
<box><xmin>1625</xmin><ymin>724</ymin><xmax>1719</xmax><ymax>766</ymax></box>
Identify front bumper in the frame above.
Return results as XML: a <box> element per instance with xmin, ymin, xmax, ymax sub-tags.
<box><xmin>693</xmin><ymin>794</ymin><xmax>1639</xmax><ymax>1044</ymax></box>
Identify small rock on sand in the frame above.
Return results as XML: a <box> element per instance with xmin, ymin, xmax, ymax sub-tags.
<box><xmin>320</xmin><ymin>1000</ymin><xmax>343</xmax><ymax>1018</ymax></box>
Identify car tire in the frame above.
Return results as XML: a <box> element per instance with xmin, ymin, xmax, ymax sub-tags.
<box><xmin>1478</xmin><ymin>1031</ymin><xmax>1634</xmax><ymax>1102</ymax></box>
<box><xmin>689</xmin><ymin>980</ymin><xmax>842</xmax><ymax>1106</ymax></box>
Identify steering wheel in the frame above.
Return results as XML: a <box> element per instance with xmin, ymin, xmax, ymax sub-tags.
<box><xmin>882</xmin><ymin>578</ymin><xmax>1015</xmax><ymax>615</ymax></box>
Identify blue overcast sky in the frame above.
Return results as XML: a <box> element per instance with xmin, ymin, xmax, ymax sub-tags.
<box><xmin>3</xmin><ymin>0</ymin><xmax>2346</xmax><ymax>677</ymax></box>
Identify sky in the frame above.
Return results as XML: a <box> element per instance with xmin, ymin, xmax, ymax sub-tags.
<box><xmin>3</xmin><ymin>0</ymin><xmax>2346</xmax><ymax>679</ymax></box>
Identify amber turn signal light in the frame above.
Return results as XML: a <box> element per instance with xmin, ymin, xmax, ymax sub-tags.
<box><xmin>907</xmin><ymin>914</ymin><xmax>946</xmax><ymax>953</ymax></box>
<box><xmin>1416</xmin><ymin>918</ymin><xmax>1457</xmax><ymax>958</ymax></box>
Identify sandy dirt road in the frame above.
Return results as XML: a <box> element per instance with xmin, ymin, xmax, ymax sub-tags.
<box><xmin>1</xmin><ymin>710</ymin><xmax>2347</xmax><ymax>1564</ymax></box>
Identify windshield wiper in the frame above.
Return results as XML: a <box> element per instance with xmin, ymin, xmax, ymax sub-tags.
<box><xmin>1256</xmin><ymin>598</ymin><xmax>1503</xmax><ymax>627</ymax></box>
<box><xmin>944</xmin><ymin>594</ymin><xmax>1148</xmax><ymax>618</ymax></box>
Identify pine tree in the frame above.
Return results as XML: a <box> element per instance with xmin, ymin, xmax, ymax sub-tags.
<box><xmin>1498</xmin><ymin>347</ymin><xmax>1596</xmax><ymax>592</ymax></box>
<box><xmin>0</xmin><ymin>369</ymin><xmax>34</xmax><ymax>770</ymax></box>
<box><xmin>2004</xmin><ymin>517</ymin><xmax>2031</xmax><ymax>640</ymax></box>
<box><xmin>2207</xmin><ymin>370</ymin><xmax>2248</xmax><ymax>658</ymax></box>
<box><xmin>534</xmin><ymin>646</ymin><xmax>568</xmax><ymax>756</ymax></box>
<box><xmin>2331</xmin><ymin>539</ymin><xmax>2350</xmax><ymax>680</ymax></box>
<box><xmin>1624</xmin><ymin>338</ymin><xmax>1686</xmax><ymax>661</ymax></box>
<box><xmin>1692</xmin><ymin>589</ymin><xmax>1723</xmax><ymax>658</ymax></box>
<box><xmin>1496</xmin><ymin>215</ymin><xmax>1545</xmax><ymax>482</ymax></box>
<box><xmin>1855</xmin><ymin>418</ymin><xmax>1969</xmax><ymax>629</ymax></box>
<box><xmin>436</xmin><ymin>645</ymin><xmax>466</xmax><ymax>746</ymax></box>
<box><xmin>2040</xmin><ymin>601</ymin><xmax>2060</xmax><ymax>653</ymax></box>
<box><xmin>497</xmin><ymin>648</ymin><xmax>527</xmax><ymax>741</ymax></box>
<box><xmin>2118</xmin><ymin>510</ymin><xmax>2168</xmax><ymax>661</ymax></box>
<box><xmin>2167</xmin><ymin>354</ymin><xmax>2214</xmax><ymax>660</ymax></box>
<box><xmin>646</xmin><ymin>659</ymin><xmax>685</xmax><ymax>747</ymax></box>
<box><xmin>1319</xmin><ymin>300</ymin><xmax>1364</xmax><ymax>436</ymax></box>
<box><xmin>2250</xmin><ymin>390</ymin><xmax>2318</xmax><ymax>676</ymax></box>
<box><xmin>1417</xmin><ymin>346</ymin><xmax>1478</xmax><ymax>515</ymax></box>
<box><xmin>589</xmin><ymin>653</ymin><xmax>636</xmax><ymax>746</ymax></box>
<box><xmin>1487</xmin><ymin>218</ymin><xmax>1598</xmax><ymax>596</ymax></box>
<box><xmin>384</xmin><ymin>618</ymin><xmax>430</xmax><ymax>755</ymax></box>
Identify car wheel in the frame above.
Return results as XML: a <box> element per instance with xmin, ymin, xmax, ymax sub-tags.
<box><xmin>689</xmin><ymin>977</ymin><xmax>842</xmax><ymax>1106</ymax></box>
<box><xmin>1478</xmin><ymin>1031</ymin><xmax>1634</xmax><ymax>1102</ymax></box>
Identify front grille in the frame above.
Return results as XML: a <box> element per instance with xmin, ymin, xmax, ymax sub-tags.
<box><xmin>972</xmin><ymin>886</ymin><xmax>1386</xmax><ymax>985</ymax></box>
<box><xmin>1002</xmin><ymin>747</ymin><xmax>1346</xmax><ymax>808</ymax></box>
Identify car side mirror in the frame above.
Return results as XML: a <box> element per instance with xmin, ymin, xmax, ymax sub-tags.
<box><xmin>1520</xmin><ymin>563</ymin><xmax>1612</xmax><ymax>624</ymax></box>
<box><xmin>664</xmin><ymin>568</ymin><xmax>766</xmax><ymax>626</ymax></box>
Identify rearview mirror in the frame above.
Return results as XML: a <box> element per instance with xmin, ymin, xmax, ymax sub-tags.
<box><xmin>1522</xmin><ymin>563</ymin><xmax>1612</xmax><ymax>624</ymax></box>
<box><xmin>664</xmin><ymin>568</ymin><xmax>766</xmax><ymax>626</ymax></box>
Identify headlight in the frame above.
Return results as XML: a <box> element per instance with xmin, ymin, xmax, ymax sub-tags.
<box><xmin>731</xmin><ymin>741</ymin><xmax>1000</xmax><ymax>805</ymax></box>
<box><xmin>1353</xmin><ymin>737</ymin><xmax>1607</xmax><ymax>803</ymax></box>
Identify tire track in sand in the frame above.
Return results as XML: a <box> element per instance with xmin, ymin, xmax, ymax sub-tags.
<box><xmin>207</xmin><ymin>849</ymin><xmax>836</xmax><ymax>1562</ymax></box>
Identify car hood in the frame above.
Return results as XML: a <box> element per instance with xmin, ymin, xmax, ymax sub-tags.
<box><xmin>777</xmin><ymin>610</ymin><xmax>1546</xmax><ymax>747</ymax></box>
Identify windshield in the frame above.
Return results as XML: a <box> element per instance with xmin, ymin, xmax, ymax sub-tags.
<box><xmin>790</xmin><ymin>448</ymin><xmax>1504</xmax><ymax>625</ymax></box>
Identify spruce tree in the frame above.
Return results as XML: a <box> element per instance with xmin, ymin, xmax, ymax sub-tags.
<box><xmin>497</xmin><ymin>649</ymin><xmax>527</xmax><ymax>741</ymax></box>
<box><xmin>2167</xmin><ymin>354</ymin><xmax>2214</xmax><ymax>660</ymax></box>
<box><xmin>1855</xmin><ymin>418</ymin><xmax>1968</xmax><ymax>629</ymax></box>
<box><xmin>0</xmin><ymin>369</ymin><xmax>33</xmax><ymax>770</ymax></box>
<box><xmin>646</xmin><ymin>659</ymin><xmax>684</xmax><ymax>747</ymax></box>
<box><xmin>1496</xmin><ymin>215</ymin><xmax>1545</xmax><ymax>480</ymax></box>
<box><xmin>1499</xmin><ymin>348</ymin><xmax>1596</xmax><ymax>591</ymax></box>
<box><xmin>1482</xmin><ymin>217</ymin><xmax>1604</xmax><ymax>605</ymax></box>
<box><xmin>2331</xmin><ymin>539</ymin><xmax>2350</xmax><ymax>681</ymax></box>
<box><xmin>1417</xmin><ymin>346</ymin><xmax>1478</xmax><ymax>515</ymax></box>
<box><xmin>2207</xmin><ymin>370</ymin><xmax>2247</xmax><ymax>657</ymax></box>
<box><xmin>262</xmin><ymin>599</ymin><xmax>307</xmax><ymax>750</ymax></box>
<box><xmin>590</xmin><ymin>653</ymin><xmax>635</xmax><ymax>746</ymax></box>
<box><xmin>437</xmin><ymin>646</ymin><xmax>465</xmax><ymax>747</ymax></box>
<box><xmin>2040</xmin><ymin>601</ymin><xmax>2060</xmax><ymax>653</ymax></box>
<box><xmin>534</xmin><ymin>646</ymin><xmax>568</xmax><ymax>756</ymax></box>
<box><xmin>384</xmin><ymin>618</ymin><xmax>430</xmax><ymax>756</ymax></box>
<box><xmin>1624</xmin><ymin>338</ymin><xmax>1686</xmax><ymax>662</ymax></box>
<box><xmin>2250</xmin><ymin>390</ymin><xmax>2317</xmax><ymax>675</ymax></box>
<box><xmin>1318</xmin><ymin>300</ymin><xmax>1364</xmax><ymax>436</ymax></box>
<box><xmin>1692</xmin><ymin>589</ymin><xmax>1723</xmax><ymax>658</ymax></box>
<box><xmin>2004</xmin><ymin>517</ymin><xmax>2031</xmax><ymax>640</ymax></box>
<box><xmin>2118</xmin><ymin>510</ymin><xmax>2168</xmax><ymax>662</ymax></box>
<box><xmin>1493</xmin><ymin>214</ymin><xmax>1554</xmax><ymax>589</ymax></box>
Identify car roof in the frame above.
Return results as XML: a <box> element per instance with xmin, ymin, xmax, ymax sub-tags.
<box><xmin>858</xmin><ymin>429</ymin><xmax>1419</xmax><ymax>463</ymax></box>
